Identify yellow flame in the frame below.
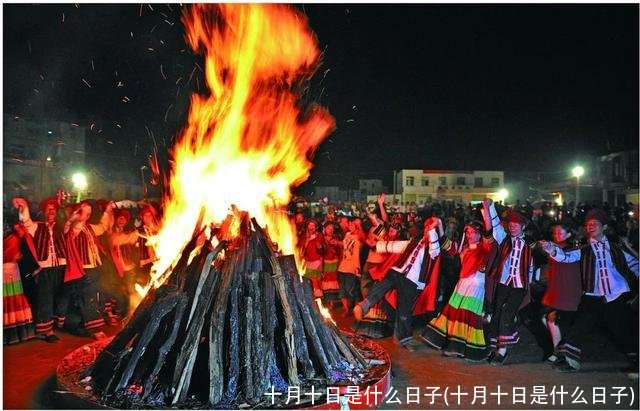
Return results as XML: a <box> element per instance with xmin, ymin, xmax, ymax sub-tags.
<box><xmin>143</xmin><ymin>4</ymin><xmax>334</xmax><ymax>293</ymax></box>
<box><xmin>315</xmin><ymin>298</ymin><xmax>336</xmax><ymax>326</ymax></box>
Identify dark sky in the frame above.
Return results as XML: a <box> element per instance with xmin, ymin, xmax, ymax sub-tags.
<box><xmin>3</xmin><ymin>4</ymin><xmax>639</xmax><ymax>189</ymax></box>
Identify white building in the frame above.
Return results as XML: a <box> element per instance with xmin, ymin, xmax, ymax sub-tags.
<box><xmin>390</xmin><ymin>169</ymin><xmax>506</xmax><ymax>205</ymax></box>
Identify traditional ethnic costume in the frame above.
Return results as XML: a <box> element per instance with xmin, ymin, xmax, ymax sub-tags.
<box><xmin>548</xmin><ymin>209</ymin><xmax>639</xmax><ymax>373</ymax></box>
<box><xmin>352</xmin><ymin>228</ymin><xmax>396</xmax><ymax>339</ymax></box>
<box><xmin>357</xmin><ymin>229</ymin><xmax>441</xmax><ymax>348</ymax></box>
<box><xmin>19</xmin><ymin>198</ymin><xmax>67</xmax><ymax>340</ymax></box>
<box><xmin>337</xmin><ymin>231</ymin><xmax>363</xmax><ymax>310</ymax></box>
<box><xmin>484</xmin><ymin>204</ymin><xmax>535</xmax><ymax>365</ymax></box>
<box><xmin>136</xmin><ymin>204</ymin><xmax>159</xmax><ymax>286</ymax></box>
<box><xmin>538</xmin><ymin>241</ymin><xmax>582</xmax><ymax>359</ymax></box>
<box><xmin>56</xmin><ymin>204</ymin><xmax>111</xmax><ymax>333</ymax></box>
<box><xmin>109</xmin><ymin>209</ymin><xmax>140</xmax><ymax>317</ymax></box>
<box><xmin>3</xmin><ymin>232</ymin><xmax>36</xmax><ymax>344</ymax></box>
<box><xmin>301</xmin><ymin>231</ymin><xmax>324</xmax><ymax>298</ymax></box>
<box><xmin>421</xmin><ymin>225</ymin><xmax>491</xmax><ymax>361</ymax></box>
<box><xmin>321</xmin><ymin>233</ymin><xmax>341</xmax><ymax>304</ymax></box>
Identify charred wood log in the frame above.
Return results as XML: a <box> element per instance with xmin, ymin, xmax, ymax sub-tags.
<box><xmin>258</xmin><ymin>255</ymin><xmax>276</xmax><ymax>394</ymax></box>
<box><xmin>279</xmin><ymin>255</ymin><xmax>332</xmax><ymax>379</ymax></box>
<box><xmin>301</xmin><ymin>279</ymin><xmax>341</xmax><ymax>367</ymax></box>
<box><xmin>169</xmin><ymin>241</ymin><xmax>226</xmax><ymax>403</ymax></box>
<box><xmin>142</xmin><ymin>293</ymin><xmax>188</xmax><ymax>401</ymax></box>
<box><xmin>115</xmin><ymin>293</ymin><xmax>181</xmax><ymax>391</ymax></box>
<box><xmin>252</xmin><ymin>221</ymin><xmax>300</xmax><ymax>386</ymax></box>
<box><xmin>331</xmin><ymin>327</ymin><xmax>368</xmax><ymax>368</ymax></box>
<box><xmin>87</xmin><ymin>284</ymin><xmax>161</xmax><ymax>389</ymax></box>
<box><xmin>172</xmin><ymin>261</ymin><xmax>222</xmax><ymax>403</ymax></box>
<box><xmin>223</xmin><ymin>243</ymin><xmax>245</xmax><ymax>403</ymax></box>
<box><xmin>208</xmin><ymin>240</ymin><xmax>245</xmax><ymax>405</ymax></box>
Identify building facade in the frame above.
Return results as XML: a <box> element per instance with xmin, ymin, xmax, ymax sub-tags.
<box><xmin>597</xmin><ymin>150</ymin><xmax>639</xmax><ymax>205</ymax></box>
<box><xmin>3</xmin><ymin>114</ymin><xmax>87</xmax><ymax>203</ymax></box>
<box><xmin>392</xmin><ymin>169</ymin><xmax>505</xmax><ymax>205</ymax></box>
<box><xmin>3</xmin><ymin>113</ymin><xmax>146</xmax><ymax>205</ymax></box>
<box><xmin>358</xmin><ymin>179</ymin><xmax>388</xmax><ymax>196</ymax></box>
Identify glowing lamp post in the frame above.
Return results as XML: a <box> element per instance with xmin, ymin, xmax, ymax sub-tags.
<box><xmin>497</xmin><ymin>188</ymin><xmax>509</xmax><ymax>204</ymax></box>
<box><xmin>72</xmin><ymin>172</ymin><xmax>88</xmax><ymax>202</ymax></box>
<box><xmin>572</xmin><ymin>166</ymin><xmax>584</xmax><ymax>215</ymax></box>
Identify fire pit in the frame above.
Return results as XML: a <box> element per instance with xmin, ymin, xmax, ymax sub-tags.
<box><xmin>56</xmin><ymin>333</ymin><xmax>390</xmax><ymax>409</ymax></box>
<box><xmin>55</xmin><ymin>216</ymin><xmax>391</xmax><ymax>409</ymax></box>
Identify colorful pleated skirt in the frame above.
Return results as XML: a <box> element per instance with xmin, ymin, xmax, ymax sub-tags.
<box><xmin>321</xmin><ymin>258</ymin><xmax>340</xmax><ymax>302</ymax></box>
<box><xmin>3</xmin><ymin>263</ymin><xmax>35</xmax><ymax>344</ymax></box>
<box><xmin>421</xmin><ymin>271</ymin><xmax>487</xmax><ymax>361</ymax></box>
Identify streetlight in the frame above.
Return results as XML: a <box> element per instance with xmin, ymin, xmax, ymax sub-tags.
<box><xmin>572</xmin><ymin>166</ymin><xmax>584</xmax><ymax>216</ymax></box>
<box><xmin>497</xmin><ymin>188</ymin><xmax>509</xmax><ymax>204</ymax></box>
<box><xmin>72</xmin><ymin>172</ymin><xmax>88</xmax><ymax>202</ymax></box>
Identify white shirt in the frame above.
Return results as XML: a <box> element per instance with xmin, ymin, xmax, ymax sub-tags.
<box><xmin>487</xmin><ymin>203</ymin><xmax>532</xmax><ymax>288</ymax></box>
<box><xmin>378</xmin><ymin>229</ymin><xmax>440</xmax><ymax>290</ymax></box>
<box><xmin>551</xmin><ymin>235</ymin><xmax>639</xmax><ymax>302</ymax></box>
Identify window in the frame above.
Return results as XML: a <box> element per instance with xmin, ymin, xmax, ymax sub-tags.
<box><xmin>421</xmin><ymin>177</ymin><xmax>429</xmax><ymax>186</ymax></box>
<box><xmin>405</xmin><ymin>176</ymin><xmax>414</xmax><ymax>186</ymax></box>
<box><xmin>612</xmin><ymin>157</ymin><xmax>623</xmax><ymax>182</ymax></box>
<box><xmin>474</xmin><ymin>177</ymin><xmax>483</xmax><ymax>187</ymax></box>
<box><xmin>457</xmin><ymin>177</ymin><xmax>465</xmax><ymax>185</ymax></box>
<box><xmin>491</xmin><ymin>177</ymin><xmax>500</xmax><ymax>187</ymax></box>
<box><xmin>439</xmin><ymin>177</ymin><xmax>447</xmax><ymax>186</ymax></box>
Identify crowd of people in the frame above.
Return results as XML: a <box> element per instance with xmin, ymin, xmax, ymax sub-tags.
<box><xmin>3</xmin><ymin>191</ymin><xmax>638</xmax><ymax>380</ymax></box>
<box><xmin>3</xmin><ymin>193</ymin><xmax>159</xmax><ymax>343</ymax></box>
<box><xmin>294</xmin><ymin>194</ymin><xmax>638</xmax><ymax>377</ymax></box>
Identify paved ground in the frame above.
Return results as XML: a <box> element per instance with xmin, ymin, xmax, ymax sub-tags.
<box><xmin>3</xmin><ymin>315</ymin><xmax>638</xmax><ymax>410</ymax></box>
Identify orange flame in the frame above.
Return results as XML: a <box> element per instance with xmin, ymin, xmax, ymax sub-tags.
<box><xmin>146</xmin><ymin>4</ymin><xmax>334</xmax><ymax>288</ymax></box>
<box><xmin>315</xmin><ymin>298</ymin><xmax>337</xmax><ymax>326</ymax></box>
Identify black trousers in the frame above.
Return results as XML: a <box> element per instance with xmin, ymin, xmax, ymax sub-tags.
<box><xmin>488</xmin><ymin>283</ymin><xmax>526</xmax><ymax>348</ymax></box>
<box><xmin>34</xmin><ymin>266</ymin><xmax>64</xmax><ymax>335</ymax></box>
<box><xmin>361</xmin><ymin>270</ymin><xmax>419</xmax><ymax>345</ymax></box>
<box><xmin>360</xmin><ymin>265</ymin><xmax>375</xmax><ymax>299</ymax></box>
<box><xmin>559</xmin><ymin>292</ymin><xmax>639</xmax><ymax>363</ymax></box>
<box><xmin>519</xmin><ymin>282</ymin><xmax>554</xmax><ymax>358</ymax></box>
<box><xmin>55</xmin><ymin>268</ymin><xmax>105</xmax><ymax>331</ymax></box>
<box><xmin>338</xmin><ymin>272</ymin><xmax>360</xmax><ymax>307</ymax></box>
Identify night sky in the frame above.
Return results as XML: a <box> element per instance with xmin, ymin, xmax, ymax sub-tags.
<box><xmin>3</xmin><ymin>4</ymin><xmax>639</xmax><ymax>190</ymax></box>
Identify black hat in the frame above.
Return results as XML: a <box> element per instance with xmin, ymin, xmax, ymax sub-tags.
<box><xmin>585</xmin><ymin>208</ymin><xmax>607</xmax><ymax>225</ymax></box>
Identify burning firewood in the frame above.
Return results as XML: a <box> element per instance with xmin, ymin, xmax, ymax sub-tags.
<box><xmin>84</xmin><ymin>215</ymin><xmax>370</xmax><ymax>409</ymax></box>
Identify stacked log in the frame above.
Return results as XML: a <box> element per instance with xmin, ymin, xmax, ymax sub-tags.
<box><xmin>87</xmin><ymin>214</ymin><xmax>367</xmax><ymax>409</ymax></box>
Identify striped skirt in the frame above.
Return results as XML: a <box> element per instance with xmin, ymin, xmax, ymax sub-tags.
<box><xmin>321</xmin><ymin>258</ymin><xmax>340</xmax><ymax>302</ymax></box>
<box><xmin>303</xmin><ymin>259</ymin><xmax>323</xmax><ymax>280</ymax></box>
<box><xmin>421</xmin><ymin>271</ymin><xmax>487</xmax><ymax>361</ymax></box>
<box><xmin>3</xmin><ymin>263</ymin><xmax>35</xmax><ymax>344</ymax></box>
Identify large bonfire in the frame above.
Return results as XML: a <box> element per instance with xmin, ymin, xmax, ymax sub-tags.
<box><xmin>147</xmin><ymin>3</ymin><xmax>335</xmax><ymax>287</ymax></box>
<box><xmin>75</xmin><ymin>4</ymin><xmax>382</xmax><ymax>409</ymax></box>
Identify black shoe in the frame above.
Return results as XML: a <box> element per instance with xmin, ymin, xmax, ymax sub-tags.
<box><xmin>70</xmin><ymin>328</ymin><xmax>91</xmax><ymax>337</ymax></box>
<box><xmin>555</xmin><ymin>362</ymin><xmax>579</xmax><ymax>373</ymax></box>
<box><xmin>44</xmin><ymin>334</ymin><xmax>60</xmax><ymax>343</ymax></box>
<box><xmin>443</xmin><ymin>350</ymin><xmax>460</xmax><ymax>358</ymax></box>
<box><xmin>490</xmin><ymin>352</ymin><xmax>508</xmax><ymax>366</ymax></box>
<box><xmin>402</xmin><ymin>341</ymin><xmax>421</xmax><ymax>352</ymax></box>
<box><xmin>486</xmin><ymin>351</ymin><xmax>496</xmax><ymax>363</ymax></box>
